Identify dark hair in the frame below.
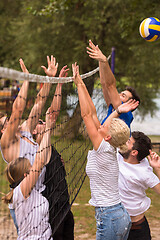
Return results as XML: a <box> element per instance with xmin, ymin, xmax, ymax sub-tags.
<box><xmin>125</xmin><ymin>86</ymin><xmax>141</xmax><ymax>105</ymax></box>
<box><xmin>131</xmin><ymin>131</ymin><xmax>152</xmax><ymax>162</ymax></box>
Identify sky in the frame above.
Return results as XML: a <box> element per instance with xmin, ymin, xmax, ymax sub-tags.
<box><xmin>132</xmin><ymin>98</ymin><xmax>160</xmax><ymax>136</ymax></box>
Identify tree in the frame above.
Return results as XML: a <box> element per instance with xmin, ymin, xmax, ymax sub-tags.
<box><xmin>1</xmin><ymin>0</ymin><xmax>160</xmax><ymax>124</ymax></box>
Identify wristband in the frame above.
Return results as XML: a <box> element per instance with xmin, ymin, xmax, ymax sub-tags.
<box><xmin>116</xmin><ymin>108</ymin><xmax>121</xmax><ymax>115</ymax></box>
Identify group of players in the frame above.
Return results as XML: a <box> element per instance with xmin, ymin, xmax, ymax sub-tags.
<box><xmin>0</xmin><ymin>40</ymin><xmax>160</xmax><ymax>240</ymax></box>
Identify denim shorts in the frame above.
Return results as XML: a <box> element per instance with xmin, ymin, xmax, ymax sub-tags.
<box><xmin>95</xmin><ymin>203</ymin><xmax>131</xmax><ymax>240</ymax></box>
<box><xmin>10</xmin><ymin>208</ymin><xmax>18</xmax><ymax>234</ymax></box>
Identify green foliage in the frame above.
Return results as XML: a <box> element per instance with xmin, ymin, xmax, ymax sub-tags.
<box><xmin>0</xmin><ymin>0</ymin><xmax>160</xmax><ymax>117</ymax></box>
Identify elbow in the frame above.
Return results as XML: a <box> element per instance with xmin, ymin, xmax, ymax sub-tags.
<box><xmin>12</xmin><ymin>101</ymin><xmax>24</xmax><ymax>114</ymax></box>
<box><xmin>81</xmin><ymin>112</ymin><xmax>92</xmax><ymax>120</ymax></box>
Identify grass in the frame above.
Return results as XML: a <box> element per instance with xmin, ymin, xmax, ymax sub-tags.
<box><xmin>71</xmin><ymin>176</ymin><xmax>96</xmax><ymax>238</ymax></box>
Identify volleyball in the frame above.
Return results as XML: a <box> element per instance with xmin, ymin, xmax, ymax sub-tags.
<box><xmin>139</xmin><ymin>17</ymin><xmax>160</xmax><ymax>42</ymax></box>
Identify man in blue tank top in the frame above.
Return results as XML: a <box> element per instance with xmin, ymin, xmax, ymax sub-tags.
<box><xmin>87</xmin><ymin>40</ymin><xmax>140</xmax><ymax>130</ymax></box>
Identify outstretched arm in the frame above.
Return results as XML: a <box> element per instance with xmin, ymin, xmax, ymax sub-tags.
<box><xmin>72</xmin><ymin>63</ymin><xmax>101</xmax><ymax>129</ymax></box>
<box><xmin>148</xmin><ymin>150</ymin><xmax>160</xmax><ymax>194</ymax></box>
<box><xmin>49</xmin><ymin>65</ymin><xmax>69</xmax><ymax>122</ymax></box>
<box><xmin>1</xmin><ymin>59</ymin><xmax>29</xmax><ymax>148</ymax></box>
<box><xmin>36</xmin><ymin>65</ymin><xmax>69</xmax><ymax>144</ymax></box>
<box><xmin>20</xmin><ymin>107</ymin><xmax>54</xmax><ymax>198</ymax></box>
<box><xmin>104</xmin><ymin>99</ymin><xmax>139</xmax><ymax>126</ymax></box>
<box><xmin>87</xmin><ymin>40</ymin><xmax>121</xmax><ymax>108</ymax></box>
<box><xmin>22</xmin><ymin>56</ymin><xmax>58</xmax><ymax>133</ymax></box>
<box><xmin>72</xmin><ymin>62</ymin><xmax>102</xmax><ymax>150</ymax></box>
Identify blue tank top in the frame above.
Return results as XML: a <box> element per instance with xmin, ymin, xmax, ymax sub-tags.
<box><xmin>101</xmin><ymin>104</ymin><xmax>133</xmax><ymax>129</ymax></box>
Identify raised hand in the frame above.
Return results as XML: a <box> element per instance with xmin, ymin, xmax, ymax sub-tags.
<box><xmin>72</xmin><ymin>62</ymin><xmax>83</xmax><ymax>86</ymax></box>
<box><xmin>41</xmin><ymin>55</ymin><xmax>58</xmax><ymax>77</ymax></box>
<box><xmin>19</xmin><ymin>58</ymin><xmax>29</xmax><ymax>74</ymax></box>
<box><xmin>58</xmin><ymin>65</ymin><xmax>69</xmax><ymax>86</ymax></box>
<box><xmin>117</xmin><ymin>99</ymin><xmax>139</xmax><ymax>114</ymax></box>
<box><xmin>86</xmin><ymin>40</ymin><xmax>107</xmax><ymax>62</ymax></box>
<box><xmin>59</xmin><ymin>65</ymin><xmax>69</xmax><ymax>78</ymax></box>
<box><xmin>148</xmin><ymin>150</ymin><xmax>160</xmax><ymax>169</ymax></box>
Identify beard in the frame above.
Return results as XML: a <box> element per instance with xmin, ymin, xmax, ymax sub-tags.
<box><xmin>119</xmin><ymin>149</ymin><xmax>132</xmax><ymax>159</ymax></box>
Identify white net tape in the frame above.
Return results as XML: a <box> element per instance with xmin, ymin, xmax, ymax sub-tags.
<box><xmin>0</xmin><ymin>66</ymin><xmax>99</xmax><ymax>84</ymax></box>
<box><xmin>0</xmin><ymin>55</ymin><xmax>111</xmax><ymax>84</ymax></box>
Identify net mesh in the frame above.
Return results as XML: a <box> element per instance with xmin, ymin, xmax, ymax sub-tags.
<box><xmin>0</xmin><ymin>64</ymin><xmax>108</xmax><ymax>239</ymax></box>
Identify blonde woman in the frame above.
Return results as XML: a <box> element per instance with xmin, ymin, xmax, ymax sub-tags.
<box><xmin>72</xmin><ymin>63</ymin><xmax>139</xmax><ymax>240</ymax></box>
<box><xmin>2</xmin><ymin>108</ymin><xmax>55</xmax><ymax>240</ymax></box>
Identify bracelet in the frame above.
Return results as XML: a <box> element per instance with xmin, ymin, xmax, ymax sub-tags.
<box><xmin>18</xmin><ymin>95</ymin><xmax>27</xmax><ymax>101</ymax></box>
<box><xmin>116</xmin><ymin>108</ymin><xmax>121</xmax><ymax>115</ymax></box>
<box><xmin>55</xmin><ymin>94</ymin><xmax>62</xmax><ymax>97</ymax></box>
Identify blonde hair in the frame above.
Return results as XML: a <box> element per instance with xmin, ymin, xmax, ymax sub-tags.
<box><xmin>2</xmin><ymin>157</ymin><xmax>31</xmax><ymax>204</ymax></box>
<box><xmin>109</xmin><ymin>118</ymin><xmax>130</xmax><ymax>152</ymax></box>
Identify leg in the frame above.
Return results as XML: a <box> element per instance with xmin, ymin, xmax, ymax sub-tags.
<box><xmin>63</xmin><ymin>210</ymin><xmax>74</xmax><ymax>240</ymax></box>
<box><xmin>53</xmin><ymin>210</ymin><xmax>74</xmax><ymax>240</ymax></box>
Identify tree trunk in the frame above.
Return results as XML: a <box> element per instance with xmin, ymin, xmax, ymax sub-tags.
<box><xmin>61</xmin><ymin>78</ymin><xmax>95</xmax><ymax>139</ymax></box>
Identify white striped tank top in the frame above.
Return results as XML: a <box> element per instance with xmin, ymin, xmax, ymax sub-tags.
<box><xmin>86</xmin><ymin>139</ymin><xmax>121</xmax><ymax>207</ymax></box>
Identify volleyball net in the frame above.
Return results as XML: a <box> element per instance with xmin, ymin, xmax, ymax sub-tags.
<box><xmin>0</xmin><ymin>61</ymin><xmax>109</xmax><ymax>239</ymax></box>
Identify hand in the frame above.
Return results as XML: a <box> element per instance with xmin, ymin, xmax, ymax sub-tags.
<box><xmin>118</xmin><ymin>99</ymin><xmax>139</xmax><ymax>114</ymax></box>
<box><xmin>45</xmin><ymin>107</ymin><xmax>56</xmax><ymax>129</ymax></box>
<box><xmin>86</xmin><ymin>40</ymin><xmax>107</xmax><ymax>62</ymax></box>
<box><xmin>72</xmin><ymin>62</ymin><xmax>83</xmax><ymax>86</ymax></box>
<box><xmin>58</xmin><ymin>65</ymin><xmax>69</xmax><ymax>86</ymax></box>
<box><xmin>59</xmin><ymin>65</ymin><xmax>69</xmax><ymax>78</ymax></box>
<box><xmin>148</xmin><ymin>150</ymin><xmax>160</xmax><ymax>169</ymax></box>
<box><xmin>41</xmin><ymin>55</ymin><xmax>58</xmax><ymax>77</ymax></box>
<box><xmin>19</xmin><ymin>58</ymin><xmax>29</xmax><ymax>74</ymax></box>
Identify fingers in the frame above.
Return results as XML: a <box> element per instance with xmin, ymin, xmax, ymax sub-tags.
<box><xmin>52</xmin><ymin>56</ymin><xmax>56</xmax><ymax>66</ymax></box>
<box><xmin>72</xmin><ymin>62</ymin><xmax>79</xmax><ymax>76</ymax></box>
<box><xmin>72</xmin><ymin>63</ymin><xmax>76</xmax><ymax>76</ymax></box>
<box><xmin>51</xmin><ymin>55</ymin><xmax>54</xmax><ymax>65</ymax></box>
<box><xmin>47</xmin><ymin>56</ymin><xmax>51</xmax><ymax>66</ymax></box>
<box><xmin>41</xmin><ymin>66</ymin><xmax>47</xmax><ymax>72</ymax></box>
<box><xmin>149</xmin><ymin>150</ymin><xmax>159</xmax><ymax>161</ymax></box>
<box><xmin>55</xmin><ymin>62</ymin><xmax>58</xmax><ymax>69</ymax></box>
<box><xmin>126</xmin><ymin>99</ymin><xmax>139</xmax><ymax>108</ymax></box>
<box><xmin>86</xmin><ymin>46</ymin><xmax>96</xmax><ymax>53</ymax></box>
<box><xmin>61</xmin><ymin>65</ymin><xmax>68</xmax><ymax>70</ymax></box>
<box><xmin>19</xmin><ymin>58</ymin><xmax>24</xmax><ymax>70</ymax></box>
<box><xmin>76</xmin><ymin>65</ymin><xmax>79</xmax><ymax>75</ymax></box>
<box><xmin>47</xmin><ymin>55</ymin><xmax>57</xmax><ymax>67</ymax></box>
<box><xmin>19</xmin><ymin>58</ymin><xmax>23</xmax><ymax>64</ymax></box>
<box><xmin>19</xmin><ymin>58</ymin><xmax>29</xmax><ymax>73</ymax></box>
<box><xmin>152</xmin><ymin>152</ymin><xmax>159</xmax><ymax>160</ymax></box>
<box><xmin>86</xmin><ymin>40</ymin><xmax>98</xmax><ymax>58</ymax></box>
<box><xmin>89</xmin><ymin>39</ymin><xmax>96</xmax><ymax>49</ymax></box>
<box><xmin>131</xmin><ymin>100</ymin><xmax>139</xmax><ymax>108</ymax></box>
<box><xmin>59</xmin><ymin>65</ymin><xmax>69</xmax><ymax>77</ymax></box>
